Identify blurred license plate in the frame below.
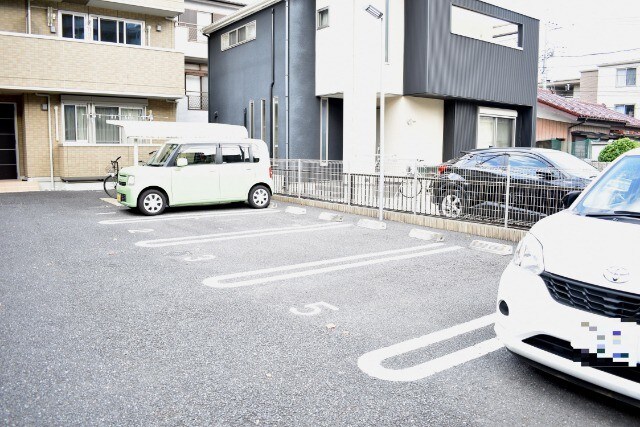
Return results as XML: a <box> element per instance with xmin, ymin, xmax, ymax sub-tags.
<box><xmin>116</xmin><ymin>193</ymin><xmax>122</xmax><ymax>202</ymax></box>
<box><xmin>571</xmin><ymin>319</ymin><xmax>638</xmax><ymax>367</ymax></box>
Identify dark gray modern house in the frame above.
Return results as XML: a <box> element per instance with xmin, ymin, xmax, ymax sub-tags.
<box><xmin>203</xmin><ymin>0</ymin><xmax>539</xmax><ymax>169</ymax></box>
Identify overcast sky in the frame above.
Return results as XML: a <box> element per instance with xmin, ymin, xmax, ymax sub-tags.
<box><xmin>241</xmin><ymin>0</ymin><xmax>640</xmax><ymax>81</ymax></box>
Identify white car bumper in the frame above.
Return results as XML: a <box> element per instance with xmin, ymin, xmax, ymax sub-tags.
<box><xmin>495</xmin><ymin>263</ymin><xmax>640</xmax><ymax>403</ymax></box>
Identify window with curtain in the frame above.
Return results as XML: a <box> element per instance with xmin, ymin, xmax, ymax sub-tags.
<box><xmin>616</xmin><ymin>68</ymin><xmax>637</xmax><ymax>87</ymax></box>
<box><xmin>95</xmin><ymin>106</ymin><xmax>120</xmax><ymax>144</ymax></box>
<box><xmin>478</xmin><ymin>116</ymin><xmax>515</xmax><ymax>148</ymax></box>
<box><xmin>63</xmin><ymin>105</ymin><xmax>88</xmax><ymax>142</ymax></box>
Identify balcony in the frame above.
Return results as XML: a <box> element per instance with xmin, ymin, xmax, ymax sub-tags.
<box><xmin>175</xmin><ymin>23</ymin><xmax>208</xmax><ymax>61</ymax></box>
<box><xmin>187</xmin><ymin>91</ymin><xmax>209</xmax><ymax>110</ymax></box>
<box><xmin>0</xmin><ymin>32</ymin><xmax>184</xmax><ymax>99</ymax></box>
<box><xmin>86</xmin><ymin>0</ymin><xmax>184</xmax><ymax>17</ymax></box>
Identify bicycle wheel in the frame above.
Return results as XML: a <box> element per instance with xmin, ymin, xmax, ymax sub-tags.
<box><xmin>399</xmin><ymin>179</ymin><xmax>422</xmax><ymax>198</ymax></box>
<box><xmin>103</xmin><ymin>175</ymin><xmax>117</xmax><ymax>199</ymax></box>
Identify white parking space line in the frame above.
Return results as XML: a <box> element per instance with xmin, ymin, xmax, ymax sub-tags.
<box><xmin>203</xmin><ymin>244</ymin><xmax>461</xmax><ymax>289</ymax></box>
<box><xmin>136</xmin><ymin>223</ymin><xmax>352</xmax><ymax>248</ymax></box>
<box><xmin>357</xmin><ymin>314</ymin><xmax>503</xmax><ymax>382</ymax></box>
<box><xmin>99</xmin><ymin>209</ymin><xmax>280</xmax><ymax>225</ymax></box>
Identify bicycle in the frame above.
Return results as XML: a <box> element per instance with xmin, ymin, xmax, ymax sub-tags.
<box><xmin>396</xmin><ymin>161</ymin><xmax>434</xmax><ymax>199</ymax></box>
<box><xmin>103</xmin><ymin>156</ymin><xmax>121</xmax><ymax>199</ymax></box>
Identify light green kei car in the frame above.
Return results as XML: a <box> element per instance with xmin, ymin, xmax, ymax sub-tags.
<box><xmin>116</xmin><ymin>139</ymin><xmax>273</xmax><ymax>215</ymax></box>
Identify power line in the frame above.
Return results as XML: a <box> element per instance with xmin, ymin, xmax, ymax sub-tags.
<box><xmin>553</xmin><ymin>47</ymin><xmax>640</xmax><ymax>58</ymax></box>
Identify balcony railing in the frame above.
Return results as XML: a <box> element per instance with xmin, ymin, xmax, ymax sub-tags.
<box><xmin>177</xmin><ymin>22</ymin><xmax>207</xmax><ymax>43</ymax></box>
<box><xmin>187</xmin><ymin>92</ymin><xmax>209</xmax><ymax>110</ymax></box>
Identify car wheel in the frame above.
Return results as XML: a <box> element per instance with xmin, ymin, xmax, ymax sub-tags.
<box><xmin>138</xmin><ymin>189</ymin><xmax>167</xmax><ymax>216</ymax></box>
<box><xmin>439</xmin><ymin>186</ymin><xmax>465</xmax><ymax>218</ymax></box>
<box><xmin>249</xmin><ymin>185</ymin><xmax>271</xmax><ymax>209</ymax></box>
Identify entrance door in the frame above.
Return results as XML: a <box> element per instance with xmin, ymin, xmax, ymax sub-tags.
<box><xmin>0</xmin><ymin>103</ymin><xmax>17</xmax><ymax>179</ymax></box>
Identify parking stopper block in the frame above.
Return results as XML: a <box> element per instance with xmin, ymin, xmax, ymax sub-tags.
<box><xmin>469</xmin><ymin>240</ymin><xmax>513</xmax><ymax>256</ymax></box>
<box><xmin>357</xmin><ymin>219</ymin><xmax>387</xmax><ymax>230</ymax></box>
<box><xmin>409</xmin><ymin>228</ymin><xmax>444</xmax><ymax>242</ymax></box>
<box><xmin>285</xmin><ymin>206</ymin><xmax>307</xmax><ymax>215</ymax></box>
<box><xmin>318</xmin><ymin>212</ymin><xmax>343</xmax><ymax>222</ymax></box>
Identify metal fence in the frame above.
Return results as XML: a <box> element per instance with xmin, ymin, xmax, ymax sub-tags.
<box><xmin>187</xmin><ymin>92</ymin><xmax>209</xmax><ymax>110</ymax></box>
<box><xmin>271</xmin><ymin>159</ymin><xmax>610</xmax><ymax>229</ymax></box>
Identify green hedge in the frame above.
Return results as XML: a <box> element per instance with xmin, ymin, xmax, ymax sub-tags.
<box><xmin>598</xmin><ymin>138</ymin><xmax>640</xmax><ymax>162</ymax></box>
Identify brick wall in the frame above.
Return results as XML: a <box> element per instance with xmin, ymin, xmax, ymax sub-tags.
<box><xmin>0</xmin><ymin>1</ymin><xmax>177</xmax><ymax>50</ymax></box>
<box><xmin>0</xmin><ymin>0</ymin><xmax>26</xmax><ymax>33</ymax></box>
<box><xmin>21</xmin><ymin>93</ymin><xmax>176</xmax><ymax>179</ymax></box>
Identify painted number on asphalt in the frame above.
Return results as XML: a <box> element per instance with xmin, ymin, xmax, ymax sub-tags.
<box><xmin>183</xmin><ymin>254</ymin><xmax>216</xmax><ymax>262</ymax></box>
<box><xmin>290</xmin><ymin>301</ymin><xmax>339</xmax><ymax>316</ymax></box>
<box><xmin>128</xmin><ymin>229</ymin><xmax>154</xmax><ymax>234</ymax></box>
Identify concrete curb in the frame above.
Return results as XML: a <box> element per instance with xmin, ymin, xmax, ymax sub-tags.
<box><xmin>409</xmin><ymin>228</ymin><xmax>444</xmax><ymax>242</ymax></box>
<box><xmin>273</xmin><ymin>195</ymin><xmax>526</xmax><ymax>243</ymax></box>
<box><xmin>285</xmin><ymin>206</ymin><xmax>306</xmax><ymax>215</ymax></box>
<box><xmin>357</xmin><ymin>219</ymin><xmax>387</xmax><ymax>230</ymax></box>
<box><xmin>318</xmin><ymin>212</ymin><xmax>343</xmax><ymax>222</ymax></box>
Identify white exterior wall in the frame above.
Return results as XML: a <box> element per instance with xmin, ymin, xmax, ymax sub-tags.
<box><xmin>384</xmin><ymin>96</ymin><xmax>444</xmax><ymax>164</ymax></box>
<box><xmin>176</xmin><ymin>0</ymin><xmax>241</xmax><ymax>123</ymax></box>
<box><xmin>596</xmin><ymin>62</ymin><xmax>640</xmax><ymax>115</ymax></box>
<box><xmin>316</xmin><ymin>0</ymin><xmax>405</xmax><ymax>172</ymax></box>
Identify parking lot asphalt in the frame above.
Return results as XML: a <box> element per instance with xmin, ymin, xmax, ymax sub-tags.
<box><xmin>0</xmin><ymin>191</ymin><xmax>638</xmax><ymax>426</ymax></box>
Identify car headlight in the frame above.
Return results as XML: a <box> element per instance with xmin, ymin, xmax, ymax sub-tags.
<box><xmin>513</xmin><ymin>232</ymin><xmax>545</xmax><ymax>275</ymax></box>
<box><xmin>127</xmin><ymin>176</ymin><xmax>135</xmax><ymax>186</ymax></box>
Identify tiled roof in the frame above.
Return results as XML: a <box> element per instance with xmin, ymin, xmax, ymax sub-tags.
<box><xmin>538</xmin><ymin>89</ymin><xmax>640</xmax><ymax>128</ymax></box>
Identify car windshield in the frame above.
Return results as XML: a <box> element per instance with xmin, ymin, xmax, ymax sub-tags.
<box><xmin>147</xmin><ymin>143</ymin><xmax>179</xmax><ymax>166</ymax></box>
<box><xmin>543</xmin><ymin>150</ymin><xmax>598</xmax><ymax>179</ymax></box>
<box><xmin>575</xmin><ymin>155</ymin><xmax>640</xmax><ymax>216</ymax></box>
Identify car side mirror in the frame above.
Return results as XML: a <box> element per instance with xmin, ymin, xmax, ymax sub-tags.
<box><xmin>562</xmin><ymin>191</ymin><xmax>581</xmax><ymax>209</ymax></box>
<box><xmin>176</xmin><ymin>157</ymin><xmax>188</xmax><ymax>167</ymax></box>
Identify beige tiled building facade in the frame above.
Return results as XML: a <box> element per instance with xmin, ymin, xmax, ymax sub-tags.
<box><xmin>0</xmin><ymin>0</ymin><xmax>185</xmax><ymax>182</ymax></box>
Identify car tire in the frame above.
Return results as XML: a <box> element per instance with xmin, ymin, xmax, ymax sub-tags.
<box><xmin>439</xmin><ymin>186</ymin><xmax>465</xmax><ymax>218</ymax></box>
<box><xmin>248</xmin><ymin>185</ymin><xmax>271</xmax><ymax>209</ymax></box>
<box><xmin>138</xmin><ymin>189</ymin><xmax>167</xmax><ymax>216</ymax></box>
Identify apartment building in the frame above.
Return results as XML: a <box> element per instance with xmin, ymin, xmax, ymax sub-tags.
<box><xmin>578</xmin><ymin>60</ymin><xmax>639</xmax><ymax>118</ymax></box>
<box><xmin>0</xmin><ymin>0</ymin><xmax>185</xmax><ymax>184</ymax></box>
<box><xmin>175</xmin><ymin>0</ymin><xmax>244</xmax><ymax>123</ymax></box>
<box><xmin>204</xmin><ymin>0</ymin><xmax>539</xmax><ymax>171</ymax></box>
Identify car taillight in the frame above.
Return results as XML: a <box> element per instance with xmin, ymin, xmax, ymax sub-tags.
<box><xmin>438</xmin><ymin>164</ymin><xmax>449</xmax><ymax>175</ymax></box>
<box><xmin>269</xmin><ymin>166</ymin><xmax>273</xmax><ymax>179</ymax></box>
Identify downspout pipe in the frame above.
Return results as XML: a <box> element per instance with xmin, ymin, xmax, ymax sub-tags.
<box><xmin>36</xmin><ymin>93</ymin><xmax>54</xmax><ymax>190</ymax></box>
<box><xmin>26</xmin><ymin>0</ymin><xmax>31</xmax><ymax>33</ymax></box>
<box><xmin>285</xmin><ymin>0</ymin><xmax>289</xmax><ymax>160</ymax></box>
<box><xmin>269</xmin><ymin>8</ymin><xmax>275</xmax><ymax>156</ymax></box>
<box><xmin>204</xmin><ymin>32</ymin><xmax>212</xmax><ymax>122</ymax></box>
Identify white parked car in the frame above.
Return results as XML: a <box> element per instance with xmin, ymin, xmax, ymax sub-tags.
<box><xmin>116</xmin><ymin>139</ymin><xmax>273</xmax><ymax>215</ymax></box>
<box><xmin>495</xmin><ymin>149</ymin><xmax>640</xmax><ymax>406</ymax></box>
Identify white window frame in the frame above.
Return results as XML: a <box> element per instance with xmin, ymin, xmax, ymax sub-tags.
<box><xmin>58</xmin><ymin>11</ymin><xmax>88</xmax><ymax>40</ymax></box>
<box><xmin>317</xmin><ymin>8</ymin><xmax>329</xmax><ymax>30</ymax></box>
<box><xmin>62</xmin><ymin>102</ymin><xmax>145</xmax><ymax>145</ymax></box>
<box><xmin>320</xmin><ymin>97</ymin><xmax>329</xmax><ymax>162</ymax></box>
<box><xmin>61</xmin><ymin>103</ymin><xmax>90</xmax><ymax>143</ymax></box>
<box><xmin>221</xmin><ymin>21</ymin><xmax>257</xmax><ymax>51</ymax></box>
<box><xmin>616</xmin><ymin>68</ymin><xmax>637</xmax><ymax>87</ymax></box>
<box><xmin>89</xmin><ymin>14</ymin><xmax>145</xmax><ymax>46</ymax></box>
<box><xmin>477</xmin><ymin>108</ymin><xmax>518</xmax><ymax>149</ymax></box>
